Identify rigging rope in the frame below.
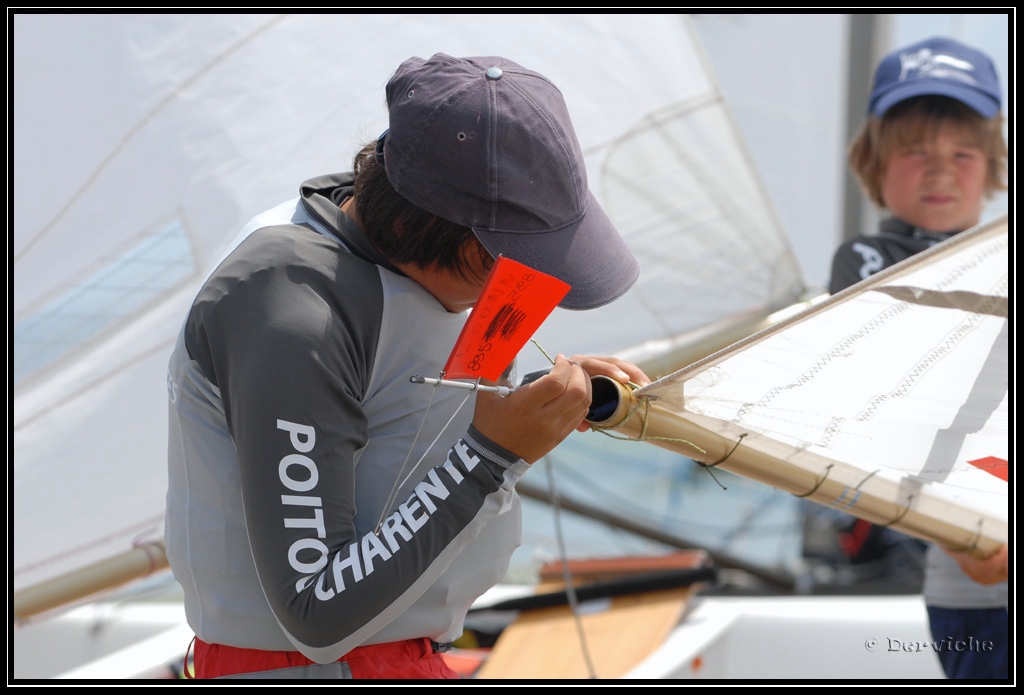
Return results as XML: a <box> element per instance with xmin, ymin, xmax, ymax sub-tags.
<box><xmin>543</xmin><ymin>454</ymin><xmax>598</xmax><ymax>679</ymax></box>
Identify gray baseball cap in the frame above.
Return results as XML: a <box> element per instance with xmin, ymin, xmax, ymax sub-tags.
<box><xmin>381</xmin><ymin>53</ymin><xmax>639</xmax><ymax>310</ymax></box>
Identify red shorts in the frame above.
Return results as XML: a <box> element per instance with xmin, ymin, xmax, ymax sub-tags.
<box><xmin>191</xmin><ymin>636</ymin><xmax>460</xmax><ymax>679</ymax></box>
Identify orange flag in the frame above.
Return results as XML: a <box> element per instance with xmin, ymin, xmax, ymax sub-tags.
<box><xmin>443</xmin><ymin>256</ymin><xmax>570</xmax><ymax>382</ymax></box>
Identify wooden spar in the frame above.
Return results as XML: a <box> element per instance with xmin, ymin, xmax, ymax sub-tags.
<box><xmin>13</xmin><ymin>542</ymin><xmax>170</xmax><ymax>624</ymax></box>
<box><xmin>585</xmin><ymin>377</ymin><xmax>1005</xmax><ymax>559</ymax></box>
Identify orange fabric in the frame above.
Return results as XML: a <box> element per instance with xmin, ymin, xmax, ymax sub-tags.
<box><xmin>443</xmin><ymin>256</ymin><xmax>569</xmax><ymax>381</ymax></box>
<box><xmin>193</xmin><ymin>636</ymin><xmax>460</xmax><ymax>679</ymax></box>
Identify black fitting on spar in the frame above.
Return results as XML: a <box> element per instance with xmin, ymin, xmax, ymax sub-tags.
<box><xmin>518</xmin><ymin>370</ymin><xmax>631</xmax><ymax>424</ymax></box>
<box><xmin>585</xmin><ymin>375</ymin><xmax>637</xmax><ymax>426</ymax></box>
<box><xmin>587</xmin><ymin>375</ymin><xmax>629</xmax><ymax>423</ymax></box>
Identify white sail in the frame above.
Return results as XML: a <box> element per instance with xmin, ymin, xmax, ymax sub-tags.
<box><xmin>590</xmin><ymin>215</ymin><xmax>1009</xmax><ymax>555</ymax></box>
<box><xmin>13</xmin><ymin>14</ymin><xmax>804</xmax><ymax>616</ymax></box>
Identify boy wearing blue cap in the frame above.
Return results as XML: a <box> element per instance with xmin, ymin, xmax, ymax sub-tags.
<box><xmin>829</xmin><ymin>37</ymin><xmax>1008</xmax><ymax>680</ymax></box>
<box><xmin>830</xmin><ymin>36</ymin><xmax>1007</xmax><ymax>291</ymax></box>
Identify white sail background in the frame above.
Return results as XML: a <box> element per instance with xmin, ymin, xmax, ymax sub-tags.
<box><xmin>13</xmin><ymin>14</ymin><xmax>805</xmax><ymax>611</ymax></box>
<box><xmin>593</xmin><ymin>216</ymin><xmax>1009</xmax><ymax>555</ymax></box>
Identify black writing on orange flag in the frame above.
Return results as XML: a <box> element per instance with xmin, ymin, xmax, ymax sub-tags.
<box><xmin>443</xmin><ymin>256</ymin><xmax>570</xmax><ymax>382</ymax></box>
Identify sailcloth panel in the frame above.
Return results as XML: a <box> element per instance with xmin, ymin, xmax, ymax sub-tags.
<box><xmin>631</xmin><ymin>216</ymin><xmax>1009</xmax><ymax>553</ymax></box>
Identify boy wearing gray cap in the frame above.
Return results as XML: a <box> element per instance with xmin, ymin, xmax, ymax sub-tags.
<box><xmin>828</xmin><ymin>37</ymin><xmax>1008</xmax><ymax>680</ymax></box>
<box><xmin>165</xmin><ymin>53</ymin><xmax>649</xmax><ymax>679</ymax></box>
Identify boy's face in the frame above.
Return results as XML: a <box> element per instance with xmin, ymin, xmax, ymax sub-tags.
<box><xmin>880</xmin><ymin>122</ymin><xmax>987</xmax><ymax>233</ymax></box>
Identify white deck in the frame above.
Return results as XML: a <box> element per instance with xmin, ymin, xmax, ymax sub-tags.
<box><xmin>629</xmin><ymin>595</ymin><xmax>944</xmax><ymax>679</ymax></box>
<box><xmin>14</xmin><ymin>593</ymin><xmax>944</xmax><ymax>680</ymax></box>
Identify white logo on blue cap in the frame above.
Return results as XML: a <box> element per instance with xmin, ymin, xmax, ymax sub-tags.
<box><xmin>898</xmin><ymin>48</ymin><xmax>977</xmax><ymax>86</ymax></box>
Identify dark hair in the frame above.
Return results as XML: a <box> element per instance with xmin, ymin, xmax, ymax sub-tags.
<box><xmin>351</xmin><ymin>141</ymin><xmax>493</xmax><ymax>283</ymax></box>
<box><xmin>848</xmin><ymin>95</ymin><xmax>1008</xmax><ymax>209</ymax></box>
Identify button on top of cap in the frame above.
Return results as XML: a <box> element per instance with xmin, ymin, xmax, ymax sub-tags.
<box><xmin>485</xmin><ymin>67</ymin><xmax>503</xmax><ymax>80</ymax></box>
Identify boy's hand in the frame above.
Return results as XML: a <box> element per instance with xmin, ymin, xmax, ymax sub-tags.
<box><xmin>471</xmin><ymin>354</ymin><xmax>651</xmax><ymax>461</ymax></box>
<box><xmin>942</xmin><ymin>544</ymin><xmax>1009</xmax><ymax>585</ymax></box>
<box><xmin>472</xmin><ymin>354</ymin><xmax>592</xmax><ymax>463</ymax></box>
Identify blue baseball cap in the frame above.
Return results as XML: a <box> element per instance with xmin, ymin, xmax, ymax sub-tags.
<box><xmin>868</xmin><ymin>37</ymin><xmax>1002</xmax><ymax>118</ymax></box>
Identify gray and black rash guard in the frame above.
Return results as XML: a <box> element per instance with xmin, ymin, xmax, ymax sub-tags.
<box><xmin>828</xmin><ymin>217</ymin><xmax>956</xmax><ymax>294</ymax></box>
<box><xmin>165</xmin><ymin>173</ymin><xmax>528</xmax><ymax>664</ymax></box>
